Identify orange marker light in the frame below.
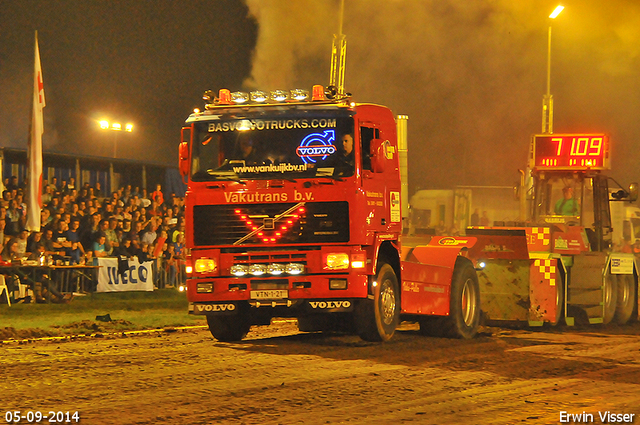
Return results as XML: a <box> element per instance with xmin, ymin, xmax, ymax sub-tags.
<box><xmin>312</xmin><ymin>85</ymin><xmax>325</xmax><ymax>101</ymax></box>
<box><xmin>218</xmin><ymin>89</ymin><xmax>232</xmax><ymax>105</ymax></box>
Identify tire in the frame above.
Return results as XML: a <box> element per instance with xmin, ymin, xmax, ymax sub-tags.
<box><xmin>297</xmin><ymin>316</ymin><xmax>319</xmax><ymax>333</ymax></box>
<box><xmin>354</xmin><ymin>263</ymin><xmax>399</xmax><ymax>342</ymax></box>
<box><xmin>443</xmin><ymin>261</ymin><xmax>481</xmax><ymax>339</ymax></box>
<box><xmin>206</xmin><ymin>311</ymin><xmax>251</xmax><ymax>342</ymax></box>
<box><xmin>614</xmin><ymin>274</ymin><xmax>636</xmax><ymax>325</ymax></box>
<box><xmin>551</xmin><ymin>270</ymin><xmax>564</xmax><ymax>326</ymax></box>
<box><xmin>602</xmin><ymin>271</ymin><xmax>618</xmax><ymax>325</ymax></box>
<box><xmin>418</xmin><ymin>316</ymin><xmax>446</xmax><ymax>337</ymax></box>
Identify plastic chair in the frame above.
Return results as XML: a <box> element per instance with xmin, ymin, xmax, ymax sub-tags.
<box><xmin>0</xmin><ymin>275</ymin><xmax>10</xmax><ymax>306</ymax></box>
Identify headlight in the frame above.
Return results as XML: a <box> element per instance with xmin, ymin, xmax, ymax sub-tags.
<box><xmin>230</xmin><ymin>264</ymin><xmax>249</xmax><ymax>276</ymax></box>
<box><xmin>194</xmin><ymin>258</ymin><xmax>216</xmax><ymax>273</ymax></box>
<box><xmin>325</xmin><ymin>253</ymin><xmax>350</xmax><ymax>270</ymax></box>
<box><xmin>286</xmin><ymin>263</ymin><xmax>305</xmax><ymax>275</ymax></box>
<box><xmin>249</xmin><ymin>264</ymin><xmax>267</xmax><ymax>276</ymax></box>
<box><xmin>267</xmin><ymin>263</ymin><xmax>286</xmax><ymax>275</ymax></box>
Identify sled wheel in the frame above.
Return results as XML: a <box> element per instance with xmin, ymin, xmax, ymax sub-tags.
<box><xmin>602</xmin><ymin>271</ymin><xmax>618</xmax><ymax>325</ymax></box>
<box><xmin>444</xmin><ymin>261</ymin><xmax>481</xmax><ymax>339</ymax></box>
<box><xmin>206</xmin><ymin>308</ymin><xmax>251</xmax><ymax>342</ymax></box>
<box><xmin>614</xmin><ymin>274</ymin><xmax>636</xmax><ymax>324</ymax></box>
<box><xmin>355</xmin><ymin>263</ymin><xmax>399</xmax><ymax>342</ymax></box>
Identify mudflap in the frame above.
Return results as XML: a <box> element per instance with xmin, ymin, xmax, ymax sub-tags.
<box><xmin>476</xmin><ymin>259</ymin><xmax>531</xmax><ymax>323</ymax></box>
<box><xmin>466</xmin><ymin>228</ymin><xmax>562</xmax><ymax>325</ymax></box>
<box><xmin>529</xmin><ymin>255</ymin><xmax>565</xmax><ymax>325</ymax></box>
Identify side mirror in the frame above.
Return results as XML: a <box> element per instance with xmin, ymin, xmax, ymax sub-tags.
<box><xmin>370</xmin><ymin>138</ymin><xmax>391</xmax><ymax>173</ymax></box>
<box><xmin>629</xmin><ymin>182</ymin><xmax>638</xmax><ymax>202</ymax></box>
<box><xmin>179</xmin><ymin>141</ymin><xmax>189</xmax><ymax>177</ymax></box>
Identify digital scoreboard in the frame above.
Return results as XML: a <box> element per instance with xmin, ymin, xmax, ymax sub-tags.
<box><xmin>531</xmin><ymin>134</ymin><xmax>609</xmax><ymax>170</ymax></box>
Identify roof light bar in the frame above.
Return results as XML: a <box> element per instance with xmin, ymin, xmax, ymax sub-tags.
<box><xmin>201</xmin><ymin>84</ymin><xmax>342</xmax><ymax>109</ymax></box>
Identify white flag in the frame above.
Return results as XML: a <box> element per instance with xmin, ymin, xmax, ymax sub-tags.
<box><xmin>26</xmin><ymin>31</ymin><xmax>45</xmax><ymax>232</ymax></box>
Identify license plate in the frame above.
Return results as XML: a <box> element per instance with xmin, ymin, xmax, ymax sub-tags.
<box><xmin>250</xmin><ymin>290</ymin><xmax>288</xmax><ymax>300</ymax></box>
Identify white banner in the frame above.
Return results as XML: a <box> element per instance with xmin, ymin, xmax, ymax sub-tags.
<box><xmin>96</xmin><ymin>258</ymin><xmax>154</xmax><ymax>292</ymax></box>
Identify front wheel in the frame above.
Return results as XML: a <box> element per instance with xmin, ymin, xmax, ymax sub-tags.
<box><xmin>354</xmin><ymin>263</ymin><xmax>399</xmax><ymax>342</ymax></box>
<box><xmin>206</xmin><ymin>309</ymin><xmax>251</xmax><ymax>342</ymax></box>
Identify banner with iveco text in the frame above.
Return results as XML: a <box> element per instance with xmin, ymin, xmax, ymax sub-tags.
<box><xmin>96</xmin><ymin>258</ymin><xmax>154</xmax><ymax>292</ymax></box>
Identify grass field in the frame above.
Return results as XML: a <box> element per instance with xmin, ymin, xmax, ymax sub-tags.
<box><xmin>0</xmin><ymin>289</ymin><xmax>206</xmax><ymax>340</ymax></box>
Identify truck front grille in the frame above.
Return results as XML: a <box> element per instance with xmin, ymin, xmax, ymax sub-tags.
<box><xmin>193</xmin><ymin>201</ymin><xmax>349</xmax><ymax>246</ymax></box>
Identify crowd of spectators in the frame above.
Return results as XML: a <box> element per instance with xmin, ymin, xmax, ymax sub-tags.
<box><xmin>0</xmin><ymin>176</ymin><xmax>187</xmax><ymax>299</ymax></box>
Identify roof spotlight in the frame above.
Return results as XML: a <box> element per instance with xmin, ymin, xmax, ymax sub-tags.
<box><xmin>271</xmin><ymin>90</ymin><xmax>288</xmax><ymax>102</ymax></box>
<box><xmin>290</xmin><ymin>89</ymin><xmax>309</xmax><ymax>101</ymax></box>
<box><xmin>231</xmin><ymin>91</ymin><xmax>249</xmax><ymax>104</ymax></box>
<box><xmin>250</xmin><ymin>90</ymin><xmax>269</xmax><ymax>103</ymax></box>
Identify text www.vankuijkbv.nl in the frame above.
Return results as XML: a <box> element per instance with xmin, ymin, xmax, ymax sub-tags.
<box><xmin>232</xmin><ymin>163</ymin><xmax>308</xmax><ymax>174</ymax></box>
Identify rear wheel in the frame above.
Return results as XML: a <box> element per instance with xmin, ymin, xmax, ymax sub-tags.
<box><xmin>419</xmin><ymin>261</ymin><xmax>480</xmax><ymax>339</ymax></box>
<box><xmin>354</xmin><ymin>263</ymin><xmax>399</xmax><ymax>342</ymax></box>
<box><xmin>551</xmin><ymin>272</ymin><xmax>565</xmax><ymax>326</ymax></box>
<box><xmin>603</xmin><ymin>272</ymin><xmax>618</xmax><ymax>325</ymax></box>
<box><xmin>206</xmin><ymin>308</ymin><xmax>251</xmax><ymax>342</ymax></box>
<box><xmin>446</xmin><ymin>262</ymin><xmax>481</xmax><ymax>339</ymax></box>
<box><xmin>614</xmin><ymin>274</ymin><xmax>636</xmax><ymax>324</ymax></box>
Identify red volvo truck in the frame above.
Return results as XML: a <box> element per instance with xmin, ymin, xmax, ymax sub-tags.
<box><xmin>179</xmin><ymin>86</ymin><xmax>482</xmax><ymax>342</ymax></box>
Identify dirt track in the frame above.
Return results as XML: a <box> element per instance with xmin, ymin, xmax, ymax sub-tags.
<box><xmin>2</xmin><ymin>321</ymin><xmax>640</xmax><ymax>425</ymax></box>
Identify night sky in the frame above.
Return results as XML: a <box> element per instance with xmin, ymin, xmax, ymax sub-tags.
<box><xmin>3</xmin><ymin>0</ymin><xmax>640</xmax><ymax>193</ymax></box>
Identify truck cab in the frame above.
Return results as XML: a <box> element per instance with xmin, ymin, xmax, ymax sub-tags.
<box><xmin>179</xmin><ymin>86</ymin><xmax>481</xmax><ymax>342</ymax></box>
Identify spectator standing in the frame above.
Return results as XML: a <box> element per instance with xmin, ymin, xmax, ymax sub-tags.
<box><xmin>15</xmin><ymin>229</ymin><xmax>29</xmax><ymax>258</ymax></box>
<box><xmin>41</xmin><ymin>185</ymin><xmax>53</xmax><ymax>206</ymax></box>
<box><xmin>105</xmin><ymin>218</ymin><xmax>119</xmax><ymax>255</ymax></box>
<box><xmin>151</xmin><ymin>184</ymin><xmax>164</xmax><ymax>206</ymax></box>
<box><xmin>49</xmin><ymin>177</ymin><xmax>59</xmax><ymax>193</ymax></box>
<box><xmin>470</xmin><ymin>208</ymin><xmax>480</xmax><ymax>226</ymax></box>
<box><xmin>141</xmin><ymin>221</ymin><xmax>158</xmax><ymax>246</ymax></box>
<box><xmin>480</xmin><ymin>211</ymin><xmax>490</xmax><ymax>226</ymax></box>
<box><xmin>5</xmin><ymin>200</ymin><xmax>22</xmax><ymax>236</ymax></box>
<box><xmin>140</xmin><ymin>190</ymin><xmax>151</xmax><ymax>208</ymax></box>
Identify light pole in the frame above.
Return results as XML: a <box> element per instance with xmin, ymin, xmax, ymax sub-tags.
<box><xmin>99</xmin><ymin>119</ymin><xmax>133</xmax><ymax>158</ymax></box>
<box><xmin>542</xmin><ymin>5</ymin><xmax>564</xmax><ymax>134</ymax></box>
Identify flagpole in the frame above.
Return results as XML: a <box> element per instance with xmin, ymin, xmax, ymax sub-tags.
<box><xmin>26</xmin><ymin>30</ymin><xmax>45</xmax><ymax>232</ymax></box>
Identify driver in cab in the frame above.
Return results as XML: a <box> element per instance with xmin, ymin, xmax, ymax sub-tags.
<box><xmin>555</xmin><ymin>186</ymin><xmax>578</xmax><ymax>216</ymax></box>
<box><xmin>239</xmin><ymin>139</ymin><xmax>259</xmax><ymax>164</ymax></box>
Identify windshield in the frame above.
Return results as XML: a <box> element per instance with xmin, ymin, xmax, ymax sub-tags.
<box><xmin>534</xmin><ymin>173</ymin><xmax>593</xmax><ymax>225</ymax></box>
<box><xmin>190</xmin><ymin>113</ymin><xmax>355</xmax><ymax>181</ymax></box>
